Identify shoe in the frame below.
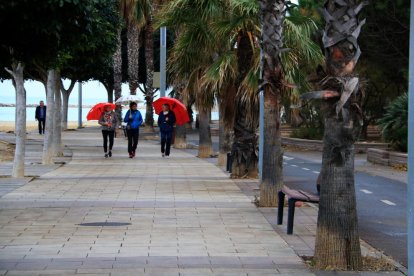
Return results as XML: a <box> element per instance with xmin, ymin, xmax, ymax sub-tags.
<box><xmin>105</xmin><ymin>153</ymin><xmax>109</xmax><ymax>158</ymax></box>
<box><xmin>129</xmin><ymin>153</ymin><xmax>133</xmax><ymax>158</ymax></box>
<box><xmin>166</xmin><ymin>155</ymin><xmax>170</xmax><ymax>159</ymax></box>
<box><xmin>108</xmin><ymin>151</ymin><xmax>112</xmax><ymax>157</ymax></box>
<box><xmin>162</xmin><ymin>153</ymin><xmax>165</xmax><ymax>158</ymax></box>
<box><xmin>132</xmin><ymin>151</ymin><xmax>135</xmax><ymax>158</ymax></box>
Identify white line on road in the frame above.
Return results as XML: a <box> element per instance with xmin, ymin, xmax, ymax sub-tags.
<box><xmin>291</xmin><ymin>164</ymin><xmax>298</xmax><ymax>167</ymax></box>
<box><xmin>381</xmin><ymin>200</ymin><xmax>396</xmax><ymax>206</ymax></box>
<box><xmin>302</xmin><ymin>168</ymin><xmax>310</xmax><ymax>171</ymax></box>
<box><xmin>360</xmin><ymin>189</ymin><xmax>373</xmax><ymax>194</ymax></box>
<box><xmin>283</xmin><ymin>162</ymin><xmax>288</xmax><ymax>165</ymax></box>
<box><xmin>283</xmin><ymin>156</ymin><xmax>294</xmax><ymax>161</ymax></box>
<box><xmin>312</xmin><ymin>171</ymin><xmax>319</xmax><ymax>174</ymax></box>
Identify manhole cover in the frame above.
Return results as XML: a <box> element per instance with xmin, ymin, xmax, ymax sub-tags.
<box><xmin>78</xmin><ymin>222</ymin><xmax>131</xmax><ymax>227</ymax></box>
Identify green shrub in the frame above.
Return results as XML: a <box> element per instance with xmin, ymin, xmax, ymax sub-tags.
<box><xmin>378</xmin><ymin>93</ymin><xmax>408</xmax><ymax>152</ymax></box>
<box><xmin>290</xmin><ymin>127</ymin><xmax>324</xmax><ymax>140</ymax></box>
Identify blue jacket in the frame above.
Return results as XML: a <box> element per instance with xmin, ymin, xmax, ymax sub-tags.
<box><xmin>158</xmin><ymin>111</ymin><xmax>176</xmax><ymax>133</ymax></box>
<box><xmin>124</xmin><ymin>110</ymin><xmax>143</xmax><ymax>129</ymax></box>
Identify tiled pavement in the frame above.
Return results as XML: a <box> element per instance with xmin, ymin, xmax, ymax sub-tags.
<box><xmin>0</xmin><ymin>128</ymin><xmax>313</xmax><ymax>275</ymax></box>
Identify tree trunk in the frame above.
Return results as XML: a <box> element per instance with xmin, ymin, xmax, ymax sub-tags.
<box><xmin>231</xmin><ymin>101</ymin><xmax>258</xmax><ymax>178</ymax></box>
<box><xmin>259</xmin><ymin>0</ymin><xmax>285</xmax><ymax>207</ymax></box>
<box><xmin>198</xmin><ymin>107</ymin><xmax>213</xmax><ymax>158</ymax></box>
<box><xmin>144</xmin><ymin>19</ymin><xmax>155</xmax><ymax>131</ymax></box>
<box><xmin>174</xmin><ymin>125</ymin><xmax>187</xmax><ymax>149</ymax></box>
<box><xmin>173</xmin><ymin>88</ymin><xmax>187</xmax><ymax>149</ymax></box>
<box><xmin>105</xmin><ymin>82</ymin><xmax>114</xmax><ymax>103</ymax></box>
<box><xmin>53</xmin><ymin>72</ymin><xmax>62</xmax><ymax>157</ymax></box>
<box><xmin>314</xmin><ymin>0</ymin><xmax>366</xmax><ymax>270</ymax></box>
<box><xmin>61</xmin><ymin>79</ymin><xmax>76</xmax><ymax>130</ymax></box>
<box><xmin>217</xmin><ymin>114</ymin><xmax>232</xmax><ymax>166</ymax></box>
<box><xmin>315</xmin><ymin>117</ymin><xmax>362</xmax><ymax>269</ymax></box>
<box><xmin>144</xmin><ymin>95</ymin><xmax>155</xmax><ymax>132</ymax></box>
<box><xmin>6</xmin><ymin>63</ymin><xmax>26</xmax><ymax>178</ymax></box>
<box><xmin>42</xmin><ymin>69</ymin><xmax>57</xmax><ymax>165</ymax></box>
<box><xmin>186</xmin><ymin>104</ymin><xmax>194</xmax><ymax>129</ymax></box>
<box><xmin>113</xmin><ymin>28</ymin><xmax>123</xmax><ymax>122</ymax></box>
<box><xmin>260</xmin><ymin>87</ymin><xmax>283</xmax><ymax>206</ymax></box>
<box><xmin>128</xmin><ymin>23</ymin><xmax>139</xmax><ymax>95</ymax></box>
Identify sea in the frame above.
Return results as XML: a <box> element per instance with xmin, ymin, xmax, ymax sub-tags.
<box><xmin>0</xmin><ymin>80</ymin><xmax>219</xmax><ymax>122</ymax></box>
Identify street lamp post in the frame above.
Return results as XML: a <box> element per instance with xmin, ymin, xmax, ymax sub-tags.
<box><xmin>160</xmin><ymin>26</ymin><xmax>167</xmax><ymax>97</ymax></box>
<box><xmin>408</xmin><ymin>0</ymin><xmax>414</xmax><ymax>274</ymax></box>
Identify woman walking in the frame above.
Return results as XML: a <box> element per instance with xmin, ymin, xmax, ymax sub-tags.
<box><xmin>158</xmin><ymin>103</ymin><xmax>176</xmax><ymax>157</ymax></box>
<box><xmin>124</xmin><ymin>102</ymin><xmax>143</xmax><ymax>158</ymax></box>
<box><xmin>98</xmin><ymin>104</ymin><xmax>118</xmax><ymax>158</ymax></box>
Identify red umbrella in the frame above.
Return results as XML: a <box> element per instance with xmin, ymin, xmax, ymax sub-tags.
<box><xmin>87</xmin><ymin>103</ymin><xmax>116</xmax><ymax>121</ymax></box>
<box><xmin>153</xmin><ymin>97</ymin><xmax>190</xmax><ymax>126</ymax></box>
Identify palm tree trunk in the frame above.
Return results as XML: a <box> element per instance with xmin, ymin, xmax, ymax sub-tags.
<box><xmin>314</xmin><ymin>0</ymin><xmax>366</xmax><ymax>270</ymax></box>
<box><xmin>113</xmin><ymin>28</ymin><xmax>123</xmax><ymax>122</ymax></box>
<box><xmin>174</xmin><ymin>86</ymin><xmax>187</xmax><ymax>149</ymax></box>
<box><xmin>128</xmin><ymin>23</ymin><xmax>139</xmax><ymax>95</ymax></box>
<box><xmin>259</xmin><ymin>0</ymin><xmax>285</xmax><ymax>207</ymax></box>
<box><xmin>6</xmin><ymin>63</ymin><xmax>26</xmax><ymax>178</ymax></box>
<box><xmin>198</xmin><ymin>107</ymin><xmax>213</xmax><ymax>158</ymax></box>
<box><xmin>43</xmin><ymin>69</ymin><xmax>58</xmax><ymax>165</ymax></box>
<box><xmin>231</xmin><ymin>102</ymin><xmax>258</xmax><ymax>178</ymax></box>
<box><xmin>144</xmin><ymin>19</ymin><xmax>155</xmax><ymax>131</ymax></box>
<box><xmin>217</xmin><ymin>108</ymin><xmax>232</xmax><ymax>166</ymax></box>
<box><xmin>61</xmin><ymin>79</ymin><xmax>76</xmax><ymax>130</ymax></box>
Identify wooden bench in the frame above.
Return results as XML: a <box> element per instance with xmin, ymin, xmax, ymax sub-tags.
<box><xmin>277</xmin><ymin>186</ymin><xmax>320</xmax><ymax>235</ymax></box>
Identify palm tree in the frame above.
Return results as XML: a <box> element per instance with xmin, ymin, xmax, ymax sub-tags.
<box><xmin>121</xmin><ymin>0</ymin><xmax>140</xmax><ymax>96</ymax></box>
<box><xmin>258</xmin><ymin>0</ymin><xmax>286</xmax><ymax>206</ymax></box>
<box><xmin>202</xmin><ymin>1</ymin><xmax>322</xmax><ymax>179</ymax></box>
<box><xmin>113</xmin><ymin>27</ymin><xmax>123</xmax><ymax>121</ymax></box>
<box><xmin>313</xmin><ymin>0</ymin><xmax>367</xmax><ymax>270</ymax></box>
<box><xmin>156</xmin><ymin>0</ymin><xmax>222</xmax><ymax>158</ymax></box>
<box><xmin>136</xmin><ymin>0</ymin><xmax>160</xmax><ymax>131</ymax></box>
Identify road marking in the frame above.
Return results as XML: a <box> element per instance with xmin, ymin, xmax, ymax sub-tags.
<box><xmin>283</xmin><ymin>162</ymin><xmax>288</xmax><ymax>165</ymax></box>
<box><xmin>381</xmin><ymin>200</ymin><xmax>396</xmax><ymax>206</ymax></box>
<box><xmin>291</xmin><ymin>164</ymin><xmax>298</xmax><ymax>167</ymax></box>
<box><xmin>302</xmin><ymin>168</ymin><xmax>310</xmax><ymax>171</ymax></box>
<box><xmin>360</xmin><ymin>189</ymin><xmax>372</xmax><ymax>194</ymax></box>
<box><xmin>312</xmin><ymin>171</ymin><xmax>319</xmax><ymax>174</ymax></box>
<box><xmin>283</xmin><ymin>156</ymin><xmax>294</xmax><ymax>161</ymax></box>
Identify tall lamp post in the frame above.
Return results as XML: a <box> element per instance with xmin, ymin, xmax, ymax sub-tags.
<box><xmin>160</xmin><ymin>26</ymin><xmax>167</xmax><ymax>97</ymax></box>
<box><xmin>407</xmin><ymin>1</ymin><xmax>414</xmax><ymax>276</ymax></box>
<box><xmin>408</xmin><ymin>0</ymin><xmax>414</xmax><ymax>273</ymax></box>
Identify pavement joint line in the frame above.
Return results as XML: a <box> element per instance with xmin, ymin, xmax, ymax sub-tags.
<box><xmin>381</xmin><ymin>199</ymin><xmax>396</xmax><ymax>206</ymax></box>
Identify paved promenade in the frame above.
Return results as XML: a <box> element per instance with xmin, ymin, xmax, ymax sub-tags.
<box><xmin>0</xmin><ymin>128</ymin><xmax>312</xmax><ymax>275</ymax></box>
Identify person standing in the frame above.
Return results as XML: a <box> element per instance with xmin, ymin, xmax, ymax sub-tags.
<box><xmin>98</xmin><ymin>104</ymin><xmax>118</xmax><ymax>158</ymax></box>
<box><xmin>35</xmin><ymin>101</ymin><xmax>46</xmax><ymax>135</ymax></box>
<box><xmin>123</xmin><ymin>102</ymin><xmax>143</xmax><ymax>158</ymax></box>
<box><xmin>158</xmin><ymin>103</ymin><xmax>176</xmax><ymax>158</ymax></box>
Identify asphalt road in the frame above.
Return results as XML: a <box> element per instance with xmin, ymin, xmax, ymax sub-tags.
<box><xmin>187</xmin><ymin>135</ymin><xmax>407</xmax><ymax>266</ymax></box>
<box><xmin>282</xmin><ymin>154</ymin><xmax>408</xmax><ymax>267</ymax></box>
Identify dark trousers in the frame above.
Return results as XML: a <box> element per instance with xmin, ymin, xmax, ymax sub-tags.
<box><xmin>127</xmin><ymin>129</ymin><xmax>139</xmax><ymax>154</ymax></box>
<box><xmin>161</xmin><ymin>131</ymin><xmax>173</xmax><ymax>156</ymax></box>
<box><xmin>38</xmin><ymin>118</ymin><xmax>45</xmax><ymax>134</ymax></box>
<box><xmin>102</xmin><ymin>130</ymin><xmax>115</xmax><ymax>153</ymax></box>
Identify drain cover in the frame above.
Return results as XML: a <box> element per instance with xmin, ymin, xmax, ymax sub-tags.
<box><xmin>78</xmin><ymin>222</ymin><xmax>131</xmax><ymax>227</ymax></box>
